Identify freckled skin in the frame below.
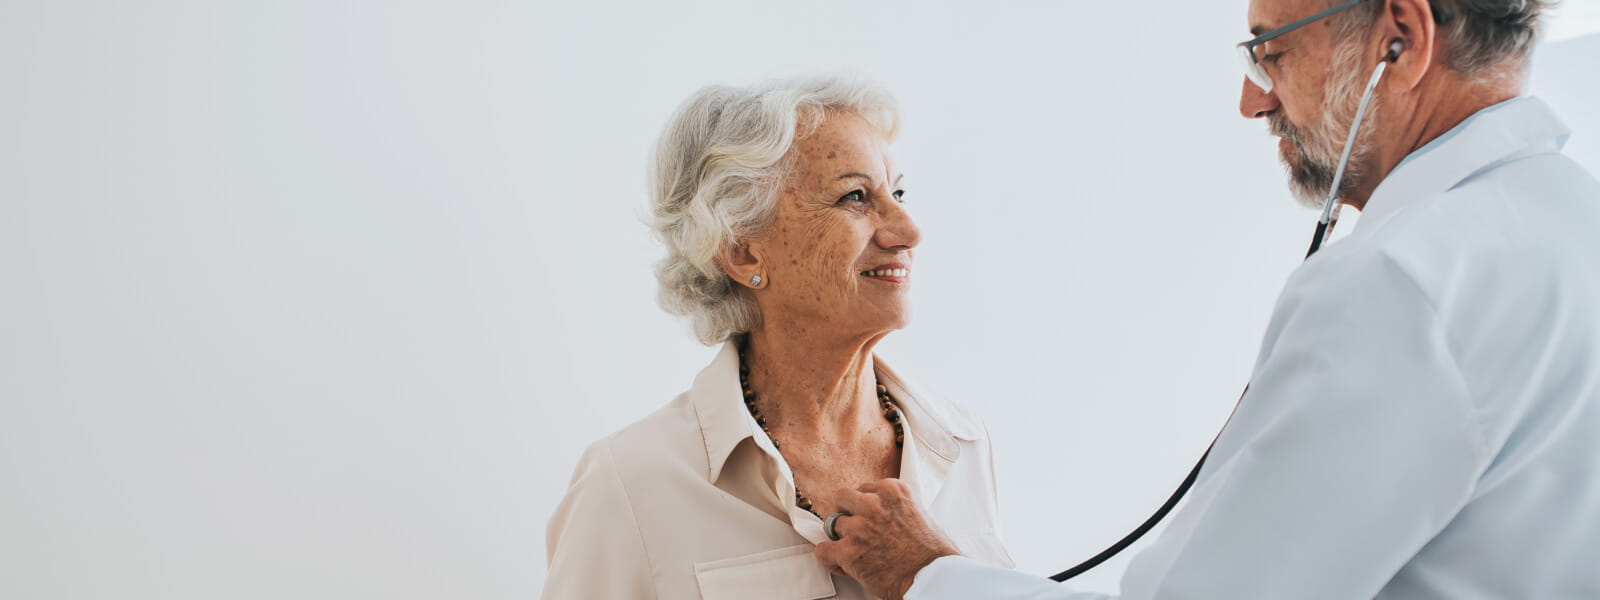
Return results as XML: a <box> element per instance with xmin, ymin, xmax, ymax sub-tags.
<box><xmin>749</xmin><ymin>111</ymin><xmax>918</xmax><ymax>338</ymax></box>
<box><xmin>730</xmin><ymin>110</ymin><xmax>922</xmax><ymax>520</ymax></box>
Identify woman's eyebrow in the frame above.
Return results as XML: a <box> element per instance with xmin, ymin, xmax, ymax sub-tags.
<box><xmin>835</xmin><ymin>173</ymin><xmax>906</xmax><ymax>185</ymax></box>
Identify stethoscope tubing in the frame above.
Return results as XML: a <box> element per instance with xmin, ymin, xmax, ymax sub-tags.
<box><xmin>1049</xmin><ymin>46</ymin><xmax>1399</xmax><ymax>582</ymax></box>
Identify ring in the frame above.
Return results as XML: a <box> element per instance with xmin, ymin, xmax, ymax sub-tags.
<box><xmin>824</xmin><ymin>512</ymin><xmax>849</xmax><ymax>541</ymax></box>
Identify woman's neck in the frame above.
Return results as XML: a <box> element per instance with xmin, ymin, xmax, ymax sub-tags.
<box><xmin>742</xmin><ymin>326</ymin><xmax>887</xmax><ymax>442</ymax></box>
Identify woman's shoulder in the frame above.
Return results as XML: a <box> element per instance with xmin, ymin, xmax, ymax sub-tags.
<box><xmin>544</xmin><ymin>394</ymin><xmax>721</xmax><ymax>597</ymax></box>
<box><xmin>562</xmin><ymin>392</ymin><xmax>718</xmax><ymax>500</ymax></box>
<box><xmin>876</xmin><ymin>358</ymin><xmax>991</xmax><ymax>442</ymax></box>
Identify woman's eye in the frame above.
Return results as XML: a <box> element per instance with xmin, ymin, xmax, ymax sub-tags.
<box><xmin>1263</xmin><ymin>52</ymin><xmax>1285</xmax><ymax>65</ymax></box>
<box><xmin>838</xmin><ymin>190</ymin><xmax>866</xmax><ymax>204</ymax></box>
<box><xmin>892</xmin><ymin>190</ymin><xmax>906</xmax><ymax>203</ymax></box>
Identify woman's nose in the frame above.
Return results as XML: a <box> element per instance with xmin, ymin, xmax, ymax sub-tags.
<box><xmin>876</xmin><ymin>199</ymin><xmax>921</xmax><ymax>251</ymax></box>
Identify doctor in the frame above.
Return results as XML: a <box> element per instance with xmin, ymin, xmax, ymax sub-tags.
<box><xmin>814</xmin><ymin>0</ymin><xmax>1600</xmax><ymax>598</ymax></box>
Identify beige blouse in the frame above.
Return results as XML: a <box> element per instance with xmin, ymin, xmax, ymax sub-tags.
<box><xmin>543</xmin><ymin>342</ymin><xmax>1014</xmax><ymax>599</ymax></box>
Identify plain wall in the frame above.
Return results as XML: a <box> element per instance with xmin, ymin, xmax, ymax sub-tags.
<box><xmin>3</xmin><ymin>1</ymin><xmax>1596</xmax><ymax>597</ymax></box>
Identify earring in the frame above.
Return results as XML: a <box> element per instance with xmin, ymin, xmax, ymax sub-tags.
<box><xmin>750</xmin><ymin>274</ymin><xmax>763</xmax><ymax>287</ymax></box>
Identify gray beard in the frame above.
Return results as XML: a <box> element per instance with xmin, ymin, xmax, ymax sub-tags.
<box><xmin>1271</xmin><ymin>40</ymin><xmax>1382</xmax><ymax>209</ymax></box>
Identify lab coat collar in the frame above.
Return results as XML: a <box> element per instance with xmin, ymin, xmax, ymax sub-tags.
<box><xmin>688</xmin><ymin>341</ymin><xmax>982</xmax><ymax>486</ymax></box>
<box><xmin>1357</xmin><ymin>96</ymin><xmax>1571</xmax><ymax>232</ymax></box>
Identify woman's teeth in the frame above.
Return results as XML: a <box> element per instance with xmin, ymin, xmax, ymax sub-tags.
<box><xmin>862</xmin><ymin>269</ymin><xmax>910</xmax><ymax>277</ymax></box>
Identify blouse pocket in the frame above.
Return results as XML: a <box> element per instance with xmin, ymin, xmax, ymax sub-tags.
<box><xmin>694</xmin><ymin>544</ymin><xmax>837</xmax><ymax>600</ymax></box>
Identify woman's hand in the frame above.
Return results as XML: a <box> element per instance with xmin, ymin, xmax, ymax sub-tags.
<box><xmin>812</xmin><ymin>479</ymin><xmax>961</xmax><ymax>600</ymax></box>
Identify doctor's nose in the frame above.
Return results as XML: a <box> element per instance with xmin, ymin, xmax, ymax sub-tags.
<box><xmin>1239</xmin><ymin>77</ymin><xmax>1280</xmax><ymax>119</ymax></box>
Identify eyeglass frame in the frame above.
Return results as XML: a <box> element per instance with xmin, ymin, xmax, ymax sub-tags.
<box><xmin>1237</xmin><ymin>0</ymin><xmax>1376</xmax><ymax>93</ymax></box>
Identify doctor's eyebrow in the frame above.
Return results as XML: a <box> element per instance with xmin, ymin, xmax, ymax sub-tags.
<box><xmin>1250</xmin><ymin>24</ymin><xmax>1269</xmax><ymax>36</ymax></box>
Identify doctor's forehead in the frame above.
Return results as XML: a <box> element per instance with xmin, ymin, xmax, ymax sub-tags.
<box><xmin>1246</xmin><ymin>0</ymin><xmax>1318</xmax><ymax>34</ymax></box>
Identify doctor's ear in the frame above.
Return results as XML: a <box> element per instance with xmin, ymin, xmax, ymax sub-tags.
<box><xmin>1377</xmin><ymin>0</ymin><xmax>1437</xmax><ymax>91</ymax></box>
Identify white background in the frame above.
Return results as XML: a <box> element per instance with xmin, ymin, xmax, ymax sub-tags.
<box><xmin>3</xmin><ymin>1</ymin><xmax>1596</xmax><ymax>598</ymax></box>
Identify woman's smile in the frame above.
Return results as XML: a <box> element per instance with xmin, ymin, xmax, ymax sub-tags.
<box><xmin>860</xmin><ymin>263</ymin><xmax>911</xmax><ymax>284</ymax></box>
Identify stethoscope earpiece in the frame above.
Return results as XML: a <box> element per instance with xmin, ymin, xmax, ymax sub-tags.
<box><xmin>1386</xmin><ymin>39</ymin><xmax>1405</xmax><ymax>62</ymax></box>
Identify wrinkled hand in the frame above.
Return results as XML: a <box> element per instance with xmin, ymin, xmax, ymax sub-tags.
<box><xmin>813</xmin><ymin>479</ymin><xmax>961</xmax><ymax>600</ymax></box>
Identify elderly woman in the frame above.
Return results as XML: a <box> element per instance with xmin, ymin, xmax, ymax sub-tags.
<box><xmin>542</xmin><ymin>75</ymin><xmax>1012</xmax><ymax>599</ymax></box>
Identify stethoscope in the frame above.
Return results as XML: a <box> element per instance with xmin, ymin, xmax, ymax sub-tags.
<box><xmin>1049</xmin><ymin>39</ymin><xmax>1405</xmax><ymax>582</ymax></box>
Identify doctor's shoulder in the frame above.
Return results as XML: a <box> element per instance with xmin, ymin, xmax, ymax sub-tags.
<box><xmin>1294</xmin><ymin>154</ymin><xmax>1599</xmax><ymax>298</ymax></box>
<box><xmin>1371</xmin><ymin>155</ymin><xmax>1600</xmax><ymax>307</ymax></box>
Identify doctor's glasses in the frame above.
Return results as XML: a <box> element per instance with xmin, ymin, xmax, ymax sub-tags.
<box><xmin>1237</xmin><ymin>0</ymin><xmax>1376</xmax><ymax>93</ymax></box>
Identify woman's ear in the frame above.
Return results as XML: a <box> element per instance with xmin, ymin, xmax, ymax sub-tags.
<box><xmin>1380</xmin><ymin>0</ymin><xmax>1437</xmax><ymax>91</ymax></box>
<box><xmin>719</xmin><ymin>240</ymin><xmax>768</xmax><ymax>289</ymax></box>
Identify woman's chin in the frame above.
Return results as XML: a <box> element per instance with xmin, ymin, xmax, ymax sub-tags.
<box><xmin>878</xmin><ymin>307</ymin><xmax>913</xmax><ymax>332</ymax></box>
<box><xmin>844</xmin><ymin>311</ymin><xmax>913</xmax><ymax>340</ymax></box>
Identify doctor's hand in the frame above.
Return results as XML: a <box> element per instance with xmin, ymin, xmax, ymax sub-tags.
<box><xmin>813</xmin><ymin>479</ymin><xmax>961</xmax><ymax>600</ymax></box>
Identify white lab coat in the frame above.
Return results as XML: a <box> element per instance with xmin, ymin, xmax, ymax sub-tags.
<box><xmin>908</xmin><ymin>97</ymin><xmax>1600</xmax><ymax>599</ymax></box>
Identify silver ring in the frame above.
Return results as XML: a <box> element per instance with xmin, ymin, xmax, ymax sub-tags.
<box><xmin>824</xmin><ymin>512</ymin><xmax>848</xmax><ymax>541</ymax></box>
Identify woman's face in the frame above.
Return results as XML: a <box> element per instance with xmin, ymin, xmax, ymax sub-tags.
<box><xmin>741</xmin><ymin>110</ymin><xmax>921</xmax><ymax>340</ymax></box>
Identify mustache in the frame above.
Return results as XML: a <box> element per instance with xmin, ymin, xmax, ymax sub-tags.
<box><xmin>1268</xmin><ymin>113</ymin><xmax>1303</xmax><ymax>145</ymax></box>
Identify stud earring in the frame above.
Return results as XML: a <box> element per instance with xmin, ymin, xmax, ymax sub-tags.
<box><xmin>750</xmin><ymin>274</ymin><xmax>763</xmax><ymax>287</ymax></box>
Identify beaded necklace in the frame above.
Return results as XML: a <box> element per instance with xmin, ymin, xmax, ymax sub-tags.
<box><xmin>738</xmin><ymin>351</ymin><xmax>905</xmax><ymax>517</ymax></box>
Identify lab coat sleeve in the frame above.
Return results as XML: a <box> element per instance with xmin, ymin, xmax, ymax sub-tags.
<box><xmin>908</xmin><ymin>556</ymin><xmax>1113</xmax><ymax>599</ymax></box>
<box><xmin>909</xmin><ymin>252</ymin><xmax>1486</xmax><ymax>600</ymax></box>
<box><xmin>541</xmin><ymin>439</ymin><xmax>658</xmax><ymax>600</ymax></box>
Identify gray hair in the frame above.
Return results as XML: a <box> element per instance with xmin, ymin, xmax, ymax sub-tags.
<box><xmin>1335</xmin><ymin>0</ymin><xmax>1551</xmax><ymax>75</ymax></box>
<box><xmin>648</xmin><ymin>75</ymin><xmax>901</xmax><ymax>345</ymax></box>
